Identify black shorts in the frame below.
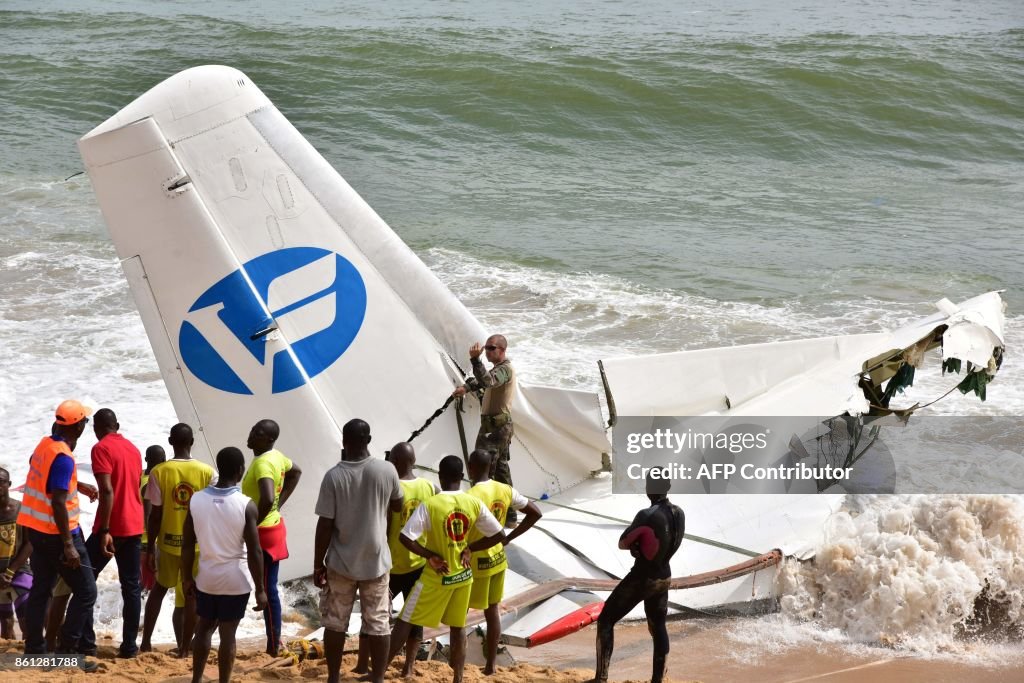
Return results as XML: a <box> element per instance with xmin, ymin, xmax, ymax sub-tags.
<box><xmin>196</xmin><ymin>589</ymin><xmax>250</xmax><ymax>622</ymax></box>
<box><xmin>389</xmin><ymin>567</ymin><xmax>424</xmax><ymax>601</ymax></box>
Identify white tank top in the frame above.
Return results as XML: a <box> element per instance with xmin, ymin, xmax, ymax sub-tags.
<box><xmin>190</xmin><ymin>485</ymin><xmax>253</xmax><ymax>595</ymax></box>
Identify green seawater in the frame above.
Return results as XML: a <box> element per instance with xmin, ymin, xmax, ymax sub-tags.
<box><xmin>2</xmin><ymin>1</ymin><xmax>1022</xmax><ymax>303</ymax></box>
<box><xmin>0</xmin><ymin>0</ymin><xmax>1022</xmax><ymax>412</ymax></box>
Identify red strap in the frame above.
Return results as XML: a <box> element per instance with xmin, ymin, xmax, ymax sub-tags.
<box><xmin>623</xmin><ymin>526</ymin><xmax>660</xmax><ymax>561</ymax></box>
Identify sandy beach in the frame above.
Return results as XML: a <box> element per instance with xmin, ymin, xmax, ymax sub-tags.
<box><xmin>1</xmin><ymin>616</ymin><xmax>1020</xmax><ymax>683</ymax></box>
<box><xmin>0</xmin><ymin>634</ymin><xmax>683</xmax><ymax>683</ymax></box>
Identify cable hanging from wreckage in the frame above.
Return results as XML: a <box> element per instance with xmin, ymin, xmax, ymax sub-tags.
<box><xmin>810</xmin><ymin>325</ymin><xmax>1003</xmax><ymax>492</ymax></box>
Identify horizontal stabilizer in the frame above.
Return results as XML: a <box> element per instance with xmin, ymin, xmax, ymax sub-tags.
<box><xmin>601</xmin><ymin>291</ymin><xmax>1006</xmax><ymax>418</ymax></box>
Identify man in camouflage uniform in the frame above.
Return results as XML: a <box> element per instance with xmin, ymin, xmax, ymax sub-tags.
<box><xmin>452</xmin><ymin>334</ymin><xmax>518</xmax><ymax>524</ymax></box>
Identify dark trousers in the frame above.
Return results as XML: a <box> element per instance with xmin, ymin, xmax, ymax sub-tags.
<box><xmin>492</xmin><ymin>454</ymin><xmax>516</xmax><ymax>523</ymax></box>
<box><xmin>263</xmin><ymin>551</ymin><xmax>281</xmax><ymax>653</ymax></box>
<box><xmin>595</xmin><ymin>572</ymin><xmax>670</xmax><ymax>683</ymax></box>
<box><xmin>80</xmin><ymin>534</ymin><xmax>142</xmax><ymax>656</ymax></box>
<box><xmin>476</xmin><ymin>416</ymin><xmax>516</xmax><ymax>523</ymax></box>
<box><xmin>23</xmin><ymin>528</ymin><xmax>97</xmax><ymax>654</ymax></box>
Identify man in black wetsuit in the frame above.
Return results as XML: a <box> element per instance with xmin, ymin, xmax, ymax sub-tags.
<box><xmin>594</xmin><ymin>472</ymin><xmax>684</xmax><ymax>683</ymax></box>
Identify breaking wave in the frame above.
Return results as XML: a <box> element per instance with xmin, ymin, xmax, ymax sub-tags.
<box><xmin>777</xmin><ymin>494</ymin><xmax>1024</xmax><ymax>653</ymax></box>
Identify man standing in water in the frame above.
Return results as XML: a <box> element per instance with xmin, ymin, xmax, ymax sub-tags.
<box><xmin>141</xmin><ymin>423</ymin><xmax>215</xmax><ymax>657</ymax></box>
<box><xmin>593</xmin><ymin>473</ymin><xmax>684</xmax><ymax>683</ymax></box>
<box><xmin>466</xmin><ymin>448</ymin><xmax>543</xmax><ymax>674</ymax></box>
<box><xmin>242</xmin><ymin>419</ymin><xmax>301</xmax><ymax>656</ymax></box>
<box><xmin>452</xmin><ymin>334</ymin><xmax>518</xmax><ymax>524</ymax></box>
<box><xmin>183</xmin><ymin>446</ymin><xmax>267</xmax><ymax>683</ymax></box>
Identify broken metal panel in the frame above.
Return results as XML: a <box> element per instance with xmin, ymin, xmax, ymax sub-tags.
<box><xmin>601</xmin><ymin>292</ymin><xmax>1007</xmax><ymax>419</ymax></box>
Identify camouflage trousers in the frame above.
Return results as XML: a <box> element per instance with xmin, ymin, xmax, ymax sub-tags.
<box><xmin>476</xmin><ymin>413</ymin><xmax>515</xmax><ymax>521</ymax></box>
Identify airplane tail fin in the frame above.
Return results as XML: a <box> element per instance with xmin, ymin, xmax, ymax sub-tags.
<box><xmin>78</xmin><ymin>66</ymin><xmax>608</xmax><ymax>580</ymax></box>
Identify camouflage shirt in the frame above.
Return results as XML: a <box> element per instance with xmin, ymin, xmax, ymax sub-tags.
<box><xmin>467</xmin><ymin>358</ymin><xmax>516</xmax><ymax>416</ymax></box>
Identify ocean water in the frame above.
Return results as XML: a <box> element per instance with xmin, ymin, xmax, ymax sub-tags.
<box><xmin>1</xmin><ymin>0</ymin><xmax>1022</xmax><ymax>654</ymax></box>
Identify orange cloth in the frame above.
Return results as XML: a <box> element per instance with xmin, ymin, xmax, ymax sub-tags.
<box><xmin>17</xmin><ymin>437</ymin><xmax>80</xmax><ymax>534</ymax></box>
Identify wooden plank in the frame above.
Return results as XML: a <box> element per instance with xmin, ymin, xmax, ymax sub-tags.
<box><xmin>421</xmin><ymin>550</ymin><xmax>781</xmax><ymax>641</ymax></box>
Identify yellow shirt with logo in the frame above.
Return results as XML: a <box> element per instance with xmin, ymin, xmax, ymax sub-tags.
<box><xmin>0</xmin><ymin>502</ymin><xmax>24</xmax><ymax>570</ymax></box>
<box><xmin>467</xmin><ymin>480</ymin><xmax>528</xmax><ymax>577</ymax></box>
<box><xmin>389</xmin><ymin>478</ymin><xmax>436</xmax><ymax>574</ymax></box>
<box><xmin>147</xmin><ymin>458</ymin><xmax>215</xmax><ymax>555</ymax></box>
<box><xmin>140</xmin><ymin>473</ymin><xmax>149</xmax><ymax>545</ymax></box>
<box><xmin>241</xmin><ymin>449</ymin><xmax>293</xmax><ymax>528</ymax></box>
<box><xmin>401</xmin><ymin>491</ymin><xmax>502</xmax><ymax>590</ymax></box>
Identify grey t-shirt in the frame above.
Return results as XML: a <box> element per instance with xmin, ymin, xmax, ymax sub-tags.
<box><xmin>315</xmin><ymin>456</ymin><xmax>402</xmax><ymax>580</ymax></box>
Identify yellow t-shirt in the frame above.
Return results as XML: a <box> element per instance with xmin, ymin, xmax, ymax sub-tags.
<box><xmin>241</xmin><ymin>449</ymin><xmax>293</xmax><ymax>528</ymax></box>
<box><xmin>148</xmin><ymin>458</ymin><xmax>215</xmax><ymax>555</ymax></box>
<box><xmin>0</xmin><ymin>502</ymin><xmax>23</xmax><ymax>570</ymax></box>
<box><xmin>389</xmin><ymin>478</ymin><xmax>436</xmax><ymax>574</ymax></box>
<box><xmin>468</xmin><ymin>480</ymin><xmax>514</xmax><ymax>577</ymax></box>
<box><xmin>139</xmin><ymin>473</ymin><xmax>149</xmax><ymax>545</ymax></box>
<box><xmin>419</xmin><ymin>492</ymin><xmax>482</xmax><ymax>589</ymax></box>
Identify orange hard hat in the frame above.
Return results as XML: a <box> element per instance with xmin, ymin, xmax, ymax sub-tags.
<box><xmin>55</xmin><ymin>399</ymin><xmax>93</xmax><ymax>426</ymax></box>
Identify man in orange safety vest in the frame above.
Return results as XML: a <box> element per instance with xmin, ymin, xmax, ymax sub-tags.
<box><xmin>18</xmin><ymin>399</ymin><xmax>100</xmax><ymax>671</ymax></box>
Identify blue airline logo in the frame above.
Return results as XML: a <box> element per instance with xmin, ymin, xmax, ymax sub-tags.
<box><xmin>179</xmin><ymin>247</ymin><xmax>366</xmax><ymax>395</ymax></box>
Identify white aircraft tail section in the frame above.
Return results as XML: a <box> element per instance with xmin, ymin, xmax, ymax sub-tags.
<box><xmin>78</xmin><ymin>66</ymin><xmax>609</xmax><ymax>580</ymax></box>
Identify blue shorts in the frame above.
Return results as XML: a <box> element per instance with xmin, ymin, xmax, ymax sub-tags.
<box><xmin>196</xmin><ymin>589</ymin><xmax>250</xmax><ymax>622</ymax></box>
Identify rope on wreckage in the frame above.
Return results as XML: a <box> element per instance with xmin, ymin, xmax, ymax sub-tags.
<box><xmin>404</xmin><ymin>393</ymin><xmax>763</xmax><ymax>558</ymax></box>
<box><xmin>410</xmin><ymin>457</ymin><xmax>762</xmax><ymax>558</ymax></box>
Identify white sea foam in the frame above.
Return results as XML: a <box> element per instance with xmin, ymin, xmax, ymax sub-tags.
<box><xmin>723</xmin><ymin>611</ymin><xmax>1024</xmax><ymax>668</ymax></box>
<box><xmin>774</xmin><ymin>494</ymin><xmax>1024</xmax><ymax>656</ymax></box>
<box><xmin>89</xmin><ymin>567</ymin><xmax>306</xmax><ymax>648</ymax></box>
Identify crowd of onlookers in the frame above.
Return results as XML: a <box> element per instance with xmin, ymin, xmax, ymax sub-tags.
<box><xmin>5</xmin><ymin>401</ymin><xmax>302</xmax><ymax>678</ymax></box>
<box><xmin>5</xmin><ymin>336</ymin><xmax>683</xmax><ymax>683</ymax></box>
<box><xmin>4</xmin><ymin>400</ymin><xmax>545</xmax><ymax>683</ymax></box>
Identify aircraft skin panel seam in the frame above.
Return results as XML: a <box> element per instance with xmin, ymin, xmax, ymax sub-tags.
<box><xmin>246</xmin><ymin>107</ymin><xmax>483</xmax><ymax>358</ymax></box>
<box><xmin>159</xmin><ymin>123</ymin><xmax>342</xmax><ymax>436</ymax></box>
<box><xmin>164</xmin><ymin>104</ymin><xmax>272</xmax><ymax>146</ymax></box>
<box><xmin>81</xmin><ymin>121</ymin><xmax>181</xmax><ymax>170</ymax></box>
<box><xmin>524</xmin><ymin>388</ymin><xmax>608</xmax><ymax>491</ymax></box>
<box><xmin>122</xmin><ymin>255</ymin><xmax>214</xmax><ymax>463</ymax></box>
<box><xmin>239</xmin><ymin>110</ymin><xmax>470</xmax><ymax>390</ymax></box>
<box><xmin>124</xmin><ymin>255</ymin><xmax>195</xmax><ymax>386</ymax></box>
<box><xmin>514</xmin><ymin>430</ymin><xmax>565</xmax><ymax>492</ymax></box>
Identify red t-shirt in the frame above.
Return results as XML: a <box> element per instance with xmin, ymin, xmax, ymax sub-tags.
<box><xmin>91</xmin><ymin>433</ymin><xmax>144</xmax><ymax>536</ymax></box>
